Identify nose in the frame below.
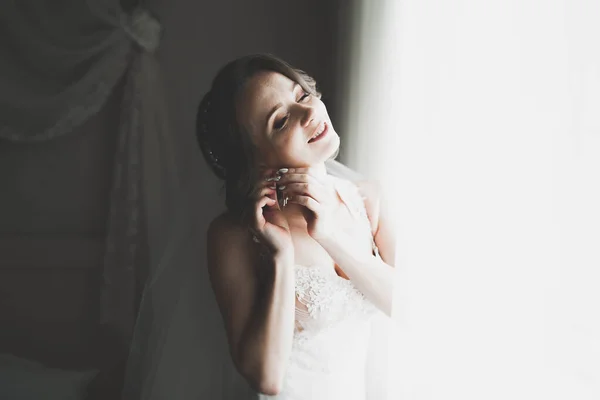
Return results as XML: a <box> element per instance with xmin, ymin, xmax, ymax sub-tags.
<box><xmin>300</xmin><ymin>104</ymin><xmax>315</xmax><ymax>128</ymax></box>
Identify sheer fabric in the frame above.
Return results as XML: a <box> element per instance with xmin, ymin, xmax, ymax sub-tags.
<box><xmin>0</xmin><ymin>2</ymin><xmax>196</xmax><ymax>398</ymax></box>
<box><xmin>0</xmin><ymin>1</ymin><xmax>137</xmax><ymax>142</ymax></box>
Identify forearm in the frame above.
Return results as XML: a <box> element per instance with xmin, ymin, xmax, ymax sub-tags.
<box><xmin>238</xmin><ymin>250</ymin><xmax>296</xmax><ymax>393</ymax></box>
<box><xmin>317</xmin><ymin>232</ymin><xmax>395</xmax><ymax>317</ymax></box>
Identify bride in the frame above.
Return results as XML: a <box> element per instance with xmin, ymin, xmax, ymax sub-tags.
<box><xmin>195</xmin><ymin>54</ymin><xmax>396</xmax><ymax>399</ymax></box>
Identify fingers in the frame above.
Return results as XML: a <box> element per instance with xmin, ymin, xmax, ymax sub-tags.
<box><xmin>276</xmin><ymin>167</ymin><xmax>310</xmax><ymax>175</ymax></box>
<box><xmin>251</xmin><ymin>174</ymin><xmax>278</xmax><ymax>199</ymax></box>
<box><xmin>277</xmin><ymin>167</ymin><xmax>327</xmax><ymax>186</ymax></box>
<box><xmin>277</xmin><ymin>172</ymin><xmax>312</xmax><ymax>184</ymax></box>
<box><xmin>252</xmin><ymin>168</ymin><xmax>286</xmax><ymax>191</ymax></box>
<box><xmin>244</xmin><ymin>169</ymin><xmax>286</xmax><ymax>239</ymax></box>
<box><xmin>254</xmin><ymin>195</ymin><xmax>277</xmax><ymax>227</ymax></box>
<box><xmin>276</xmin><ymin>169</ymin><xmax>330</xmax><ymax>205</ymax></box>
<box><xmin>258</xmin><ymin>167</ymin><xmax>315</xmax><ymax>187</ymax></box>
<box><xmin>287</xmin><ymin>194</ymin><xmax>321</xmax><ymax>214</ymax></box>
<box><xmin>277</xmin><ymin>173</ymin><xmax>324</xmax><ymax>202</ymax></box>
<box><xmin>251</xmin><ymin>167</ymin><xmax>328</xmax><ymax>218</ymax></box>
<box><xmin>254</xmin><ymin>185</ymin><xmax>277</xmax><ymax>201</ymax></box>
<box><xmin>278</xmin><ymin>182</ymin><xmax>325</xmax><ymax>203</ymax></box>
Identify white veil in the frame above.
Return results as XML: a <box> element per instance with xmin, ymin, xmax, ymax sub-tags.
<box><xmin>326</xmin><ymin>159</ymin><xmax>393</xmax><ymax>400</ymax></box>
<box><xmin>325</xmin><ymin>158</ymin><xmax>365</xmax><ymax>181</ymax></box>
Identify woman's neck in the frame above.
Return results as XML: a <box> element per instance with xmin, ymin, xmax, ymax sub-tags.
<box><xmin>304</xmin><ymin>162</ymin><xmax>328</xmax><ymax>180</ymax></box>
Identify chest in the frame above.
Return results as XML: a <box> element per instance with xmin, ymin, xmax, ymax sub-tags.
<box><xmin>286</xmin><ymin>179</ymin><xmax>378</xmax><ymax>334</ymax></box>
<box><xmin>293</xmin><ymin>261</ymin><xmax>376</xmax><ymax>335</ymax></box>
<box><xmin>287</xmin><ymin>201</ymin><xmax>373</xmax><ymax>270</ymax></box>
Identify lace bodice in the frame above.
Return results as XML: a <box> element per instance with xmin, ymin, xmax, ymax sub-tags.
<box><xmin>292</xmin><ymin>176</ymin><xmax>379</xmax><ymax>340</ymax></box>
<box><xmin>293</xmin><ymin>264</ymin><xmax>376</xmax><ymax>339</ymax></box>
<box><xmin>261</xmin><ymin>175</ymin><xmax>381</xmax><ymax>400</ymax></box>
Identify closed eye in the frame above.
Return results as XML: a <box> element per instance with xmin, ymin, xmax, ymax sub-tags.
<box><xmin>273</xmin><ymin>91</ymin><xmax>311</xmax><ymax>132</ymax></box>
<box><xmin>299</xmin><ymin>91</ymin><xmax>310</xmax><ymax>102</ymax></box>
<box><xmin>274</xmin><ymin>115</ymin><xmax>289</xmax><ymax>131</ymax></box>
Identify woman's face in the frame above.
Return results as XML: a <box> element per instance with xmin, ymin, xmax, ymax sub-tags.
<box><xmin>236</xmin><ymin>71</ymin><xmax>340</xmax><ymax>170</ymax></box>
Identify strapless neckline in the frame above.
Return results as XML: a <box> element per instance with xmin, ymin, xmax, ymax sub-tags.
<box><xmin>266</xmin><ymin>175</ymin><xmax>380</xmax><ymax>399</ymax></box>
<box><xmin>294</xmin><ymin>263</ymin><xmax>350</xmax><ymax>281</ymax></box>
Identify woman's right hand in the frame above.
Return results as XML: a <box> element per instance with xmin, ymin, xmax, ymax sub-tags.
<box><xmin>247</xmin><ymin>169</ymin><xmax>293</xmax><ymax>257</ymax></box>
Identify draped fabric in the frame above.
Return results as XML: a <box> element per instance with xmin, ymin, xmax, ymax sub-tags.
<box><xmin>0</xmin><ymin>1</ymin><xmax>135</xmax><ymax>142</ymax></box>
<box><xmin>0</xmin><ymin>2</ymin><xmax>195</xmax><ymax>398</ymax></box>
<box><xmin>0</xmin><ymin>0</ymin><xmax>165</xmax><ymax>336</ymax></box>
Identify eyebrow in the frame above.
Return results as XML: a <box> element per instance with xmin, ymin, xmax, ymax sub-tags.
<box><xmin>265</xmin><ymin>82</ymin><xmax>301</xmax><ymax>130</ymax></box>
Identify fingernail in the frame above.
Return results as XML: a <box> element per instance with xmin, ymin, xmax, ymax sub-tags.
<box><xmin>266</xmin><ymin>176</ymin><xmax>281</xmax><ymax>182</ymax></box>
<box><xmin>277</xmin><ymin>185</ymin><xmax>286</xmax><ymax>190</ymax></box>
<box><xmin>277</xmin><ymin>168</ymin><xmax>289</xmax><ymax>174</ymax></box>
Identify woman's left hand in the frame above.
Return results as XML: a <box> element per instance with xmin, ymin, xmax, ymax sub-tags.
<box><xmin>277</xmin><ymin>167</ymin><xmax>339</xmax><ymax>241</ymax></box>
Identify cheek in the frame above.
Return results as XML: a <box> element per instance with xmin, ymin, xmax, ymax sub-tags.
<box><xmin>275</xmin><ymin>131</ymin><xmax>308</xmax><ymax>159</ymax></box>
<box><xmin>279</xmin><ymin>135</ymin><xmax>300</xmax><ymax>156</ymax></box>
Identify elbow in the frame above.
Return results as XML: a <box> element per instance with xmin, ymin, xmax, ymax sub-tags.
<box><xmin>254</xmin><ymin>379</ymin><xmax>283</xmax><ymax>396</ymax></box>
<box><xmin>236</xmin><ymin>357</ymin><xmax>284</xmax><ymax>396</ymax></box>
<box><xmin>244</xmin><ymin>364</ymin><xmax>284</xmax><ymax>396</ymax></box>
<box><xmin>244</xmin><ymin>368</ymin><xmax>284</xmax><ymax>396</ymax></box>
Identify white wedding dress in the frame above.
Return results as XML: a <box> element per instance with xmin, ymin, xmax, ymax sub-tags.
<box><xmin>260</xmin><ymin>176</ymin><xmax>383</xmax><ymax>400</ymax></box>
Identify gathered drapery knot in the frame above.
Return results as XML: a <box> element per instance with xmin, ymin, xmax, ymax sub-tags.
<box><xmin>121</xmin><ymin>9</ymin><xmax>161</xmax><ymax>53</ymax></box>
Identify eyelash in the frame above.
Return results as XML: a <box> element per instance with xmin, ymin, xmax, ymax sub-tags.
<box><xmin>274</xmin><ymin>91</ymin><xmax>311</xmax><ymax>131</ymax></box>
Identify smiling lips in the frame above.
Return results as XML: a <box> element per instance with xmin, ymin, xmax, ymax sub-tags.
<box><xmin>308</xmin><ymin>121</ymin><xmax>328</xmax><ymax>143</ymax></box>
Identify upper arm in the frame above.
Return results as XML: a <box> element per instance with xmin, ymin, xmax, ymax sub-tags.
<box><xmin>206</xmin><ymin>214</ymin><xmax>259</xmax><ymax>367</ymax></box>
<box><xmin>356</xmin><ymin>180</ymin><xmax>396</xmax><ymax>267</ymax></box>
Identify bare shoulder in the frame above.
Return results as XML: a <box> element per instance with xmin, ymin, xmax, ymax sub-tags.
<box><xmin>353</xmin><ymin>179</ymin><xmax>383</xmax><ymax>231</ymax></box>
<box><xmin>207</xmin><ymin>212</ymin><xmax>248</xmax><ymax>248</ymax></box>
<box><xmin>354</xmin><ymin>179</ymin><xmax>383</xmax><ymax>204</ymax></box>
<box><xmin>354</xmin><ymin>178</ymin><xmax>396</xmax><ymax>265</ymax></box>
<box><xmin>206</xmin><ymin>212</ymin><xmax>259</xmax><ymax>278</ymax></box>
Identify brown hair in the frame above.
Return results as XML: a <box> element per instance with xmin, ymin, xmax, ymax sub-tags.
<box><xmin>196</xmin><ymin>54</ymin><xmax>324</xmax><ymax>218</ymax></box>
